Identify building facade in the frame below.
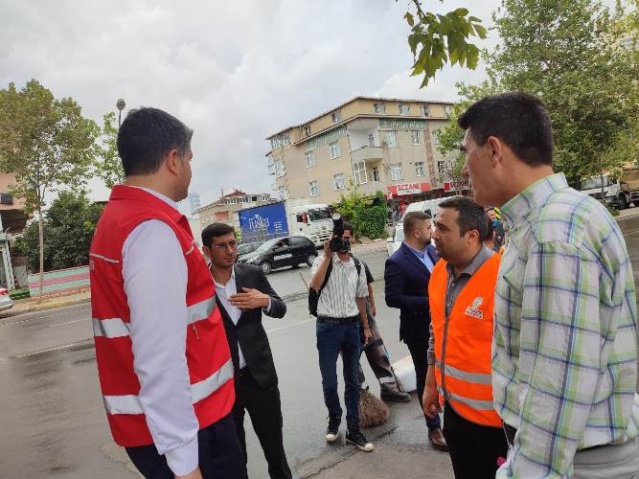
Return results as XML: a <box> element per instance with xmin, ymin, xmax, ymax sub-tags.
<box><xmin>266</xmin><ymin>96</ymin><xmax>463</xmax><ymax>207</ymax></box>
<box><xmin>195</xmin><ymin>189</ymin><xmax>273</xmax><ymax>234</ymax></box>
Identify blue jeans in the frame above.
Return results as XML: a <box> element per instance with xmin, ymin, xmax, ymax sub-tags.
<box><xmin>316</xmin><ymin>320</ymin><xmax>361</xmax><ymax>429</ymax></box>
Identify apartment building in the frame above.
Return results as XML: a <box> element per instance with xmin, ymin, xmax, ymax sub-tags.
<box><xmin>195</xmin><ymin>188</ymin><xmax>273</xmax><ymax>233</ymax></box>
<box><xmin>266</xmin><ymin>96</ymin><xmax>463</xmax><ymax>206</ymax></box>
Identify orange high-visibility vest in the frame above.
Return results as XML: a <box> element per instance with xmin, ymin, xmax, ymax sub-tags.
<box><xmin>428</xmin><ymin>254</ymin><xmax>502</xmax><ymax>427</ymax></box>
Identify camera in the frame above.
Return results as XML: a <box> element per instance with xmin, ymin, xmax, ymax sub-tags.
<box><xmin>329</xmin><ymin>213</ymin><xmax>350</xmax><ymax>252</ymax></box>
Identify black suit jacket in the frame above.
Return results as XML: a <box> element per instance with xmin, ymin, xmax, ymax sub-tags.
<box><xmin>384</xmin><ymin>242</ymin><xmax>439</xmax><ymax>343</ymax></box>
<box><xmin>216</xmin><ymin>263</ymin><xmax>286</xmax><ymax>389</ymax></box>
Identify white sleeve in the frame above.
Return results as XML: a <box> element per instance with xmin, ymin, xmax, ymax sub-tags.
<box><xmin>122</xmin><ymin>220</ymin><xmax>199</xmax><ymax>476</ymax></box>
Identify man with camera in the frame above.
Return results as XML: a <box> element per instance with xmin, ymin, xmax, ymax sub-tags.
<box><xmin>310</xmin><ymin>216</ymin><xmax>374</xmax><ymax>452</ymax></box>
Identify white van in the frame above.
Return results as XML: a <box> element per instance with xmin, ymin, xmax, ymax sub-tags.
<box><xmin>402</xmin><ymin>197</ymin><xmax>449</xmax><ymax>220</ymax></box>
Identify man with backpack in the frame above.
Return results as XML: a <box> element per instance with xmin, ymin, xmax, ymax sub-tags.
<box><xmin>309</xmin><ymin>220</ymin><xmax>374</xmax><ymax>452</ymax></box>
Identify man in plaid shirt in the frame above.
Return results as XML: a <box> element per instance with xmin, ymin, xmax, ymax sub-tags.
<box><xmin>458</xmin><ymin>92</ymin><xmax>639</xmax><ymax>478</ymax></box>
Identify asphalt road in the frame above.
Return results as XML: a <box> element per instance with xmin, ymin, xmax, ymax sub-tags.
<box><xmin>1</xmin><ymin>216</ymin><xmax>639</xmax><ymax>478</ymax></box>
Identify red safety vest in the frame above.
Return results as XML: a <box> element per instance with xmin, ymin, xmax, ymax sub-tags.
<box><xmin>90</xmin><ymin>185</ymin><xmax>234</xmax><ymax>447</ymax></box>
<box><xmin>428</xmin><ymin>254</ymin><xmax>502</xmax><ymax>427</ymax></box>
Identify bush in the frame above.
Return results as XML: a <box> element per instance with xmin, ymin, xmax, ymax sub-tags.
<box><xmin>334</xmin><ymin>187</ymin><xmax>388</xmax><ymax>240</ymax></box>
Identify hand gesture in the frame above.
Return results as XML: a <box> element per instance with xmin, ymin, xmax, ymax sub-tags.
<box><xmin>422</xmin><ymin>384</ymin><xmax>442</xmax><ymax>419</ymax></box>
<box><xmin>229</xmin><ymin>288</ymin><xmax>269</xmax><ymax>311</ymax></box>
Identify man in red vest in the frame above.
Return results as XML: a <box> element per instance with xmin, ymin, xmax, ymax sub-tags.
<box><xmin>423</xmin><ymin>196</ymin><xmax>507</xmax><ymax>479</ymax></box>
<box><xmin>90</xmin><ymin>107</ymin><xmax>246</xmax><ymax>479</ymax></box>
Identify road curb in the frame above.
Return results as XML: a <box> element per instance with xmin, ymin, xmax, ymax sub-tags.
<box><xmin>25</xmin><ymin>297</ymin><xmax>91</xmax><ymax>312</ymax></box>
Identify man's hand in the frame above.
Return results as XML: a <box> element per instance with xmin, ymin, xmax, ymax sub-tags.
<box><xmin>370</xmin><ymin>304</ymin><xmax>377</xmax><ymax>317</ymax></box>
<box><xmin>176</xmin><ymin>467</ymin><xmax>203</xmax><ymax>479</ymax></box>
<box><xmin>362</xmin><ymin>326</ymin><xmax>372</xmax><ymax>346</ymax></box>
<box><xmin>422</xmin><ymin>383</ymin><xmax>442</xmax><ymax>419</ymax></box>
<box><xmin>323</xmin><ymin>240</ymin><xmax>331</xmax><ymax>257</ymax></box>
<box><xmin>229</xmin><ymin>288</ymin><xmax>269</xmax><ymax>310</ymax></box>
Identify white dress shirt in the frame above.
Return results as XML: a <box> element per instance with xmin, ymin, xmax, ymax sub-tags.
<box><xmin>214</xmin><ymin>267</ymin><xmax>247</xmax><ymax>369</ymax></box>
<box><xmin>121</xmin><ymin>186</ymin><xmax>199</xmax><ymax>476</ymax></box>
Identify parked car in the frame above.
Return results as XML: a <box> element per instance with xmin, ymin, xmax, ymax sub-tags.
<box><xmin>237</xmin><ymin>235</ymin><xmax>318</xmax><ymax>275</ymax></box>
<box><xmin>0</xmin><ymin>287</ymin><xmax>14</xmax><ymax>312</ymax></box>
<box><xmin>236</xmin><ymin>241</ymin><xmax>263</xmax><ymax>258</ymax></box>
<box><xmin>387</xmin><ymin>225</ymin><xmax>404</xmax><ymax>256</ymax></box>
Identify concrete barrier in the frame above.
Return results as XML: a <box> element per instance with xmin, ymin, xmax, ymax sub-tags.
<box><xmin>27</xmin><ymin>265</ymin><xmax>89</xmax><ymax>297</ymax></box>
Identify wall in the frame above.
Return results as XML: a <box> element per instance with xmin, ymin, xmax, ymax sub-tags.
<box><xmin>28</xmin><ymin>265</ymin><xmax>89</xmax><ymax>297</ymax></box>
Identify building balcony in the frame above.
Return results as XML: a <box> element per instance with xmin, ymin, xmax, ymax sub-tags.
<box><xmin>350</xmin><ymin>146</ymin><xmax>384</xmax><ymax>164</ymax></box>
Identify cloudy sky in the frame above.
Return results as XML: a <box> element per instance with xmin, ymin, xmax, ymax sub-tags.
<box><xmin>1</xmin><ymin>0</ymin><xmax>500</xmax><ymax>207</ymax></box>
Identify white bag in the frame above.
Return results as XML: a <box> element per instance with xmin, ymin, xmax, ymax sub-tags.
<box><xmin>392</xmin><ymin>355</ymin><xmax>416</xmax><ymax>393</ymax></box>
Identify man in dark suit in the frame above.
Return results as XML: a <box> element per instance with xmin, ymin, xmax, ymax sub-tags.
<box><xmin>202</xmin><ymin>223</ymin><xmax>292</xmax><ymax>479</ymax></box>
<box><xmin>384</xmin><ymin>211</ymin><xmax>447</xmax><ymax>452</ymax></box>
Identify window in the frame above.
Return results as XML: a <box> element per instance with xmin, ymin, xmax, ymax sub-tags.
<box><xmin>331</xmin><ymin>111</ymin><xmax>342</xmax><ymax>124</ymax></box>
<box><xmin>372</xmin><ymin>167</ymin><xmax>380</xmax><ymax>182</ymax></box>
<box><xmin>309</xmin><ymin>180</ymin><xmax>319</xmax><ymax>197</ymax></box>
<box><xmin>384</xmin><ymin>131</ymin><xmax>398</xmax><ymax>147</ymax></box>
<box><xmin>374</xmin><ymin>103</ymin><xmax>386</xmax><ymax>114</ymax></box>
<box><xmin>270</xmin><ymin>134</ymin><xmax>291</xmax><ymax>149</ymax></box>
<box><xmin>333</xmin><ymin>173</ymin><xmax>345</xmax><ymax>190</ymax></box>
<box><xmin>368</xmin><ymin>133</ymin><xmax>376</xmax><ymax>147</ymax></box>
<box><xmin>422</xmin><ymin>104</ymin><xmax>431</xmax><ymax>116</ymax></box>
<box><xmin>415</xmin><ymin>162</ymin><xmax>425</xmax><ymax>177</ymax></box>
<box><xmin>390</xmin><ymin>163</ymin><xmax>404</xmax><ymax>180</ymax></box>
<box><xmin>278</xmin><ymin>186</ymin><xmax>288</xmax><ymax>199</ymax></box>
<box><xmin>410</xmin><ymin>130</ymin><xmax>422</xmax><ymax>145</ymax></box>
<box><xmin>444</xmin><ymin>106</ymin><xmax>453</xmax><ymax>117</ymax></box>
<box><xmin>329</xmin><ymin>141</ymin><xmax>341</xmax><ymax>159</ymax></box>
<box><xmin>437</xmin><ymin>161</ymin><xmax>447</xmax><ymax>176</ymax></box>
<box><xmin>353</xmin><ymin>161</ymin><xmax>368</xmax><ymax>185</ymax></box>
<box><xmin>303</xmin><ymin>125</ymin><xmax>312</xmax><ymax>136</ymax></box>
<box><xmin>398</xmin><ymin>104</ymin><xmax>410</xmax><ymax>115</ymax></box>
<box><xmin>305</xmin><ymin>151</ymin><xmax>315</xmax><ymax>168</ymax></box>
<box><xmin>274</xmin><ymin>158</ymin><xmax>285</xmax><ymax>177</ymax></box>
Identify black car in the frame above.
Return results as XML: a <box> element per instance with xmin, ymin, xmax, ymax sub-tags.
<box><xmin>237</xmin><ymin>235</ymin><xmax>318</xmax><ymax>275</ymax></box>
<box><xmin>236</xmin><ymin>241</ymin><xmax>263</xmax><ymax>258</ymax></box>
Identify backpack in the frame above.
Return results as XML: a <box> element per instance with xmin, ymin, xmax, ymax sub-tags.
<box><xmin>308</xmin><ymin>255</ymin><xmax>362</xmax><ymax>317</ymax></box>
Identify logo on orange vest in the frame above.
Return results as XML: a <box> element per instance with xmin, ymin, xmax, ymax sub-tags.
<box><xmin>465</xmin><ymin>296</ymin><xmax>484</xmax><ymax>319</ymax></box>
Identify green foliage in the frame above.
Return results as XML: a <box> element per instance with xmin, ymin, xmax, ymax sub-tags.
<box><xmin>94</xmin><ymin>111</ymin><xmax>124</xmax><ymax>188</ymax></box>
<box><xmin>333</xmin><ymin>184</ymin><xmax>388</xmax><ymax>239</ymax></box>
<box><xmin>14</xmin><ymin>191</ymin><xmax>104</xmax><ymax>272</ymax></box>
<box><xmin>402</xmin><ymin>0</ymin><xmax>488</xmax><ymax>87</ymax></box>
<box><xmin>606</xmin><ymin>204</ymin><xmax>620</xmax><ymax>217</ymax></box>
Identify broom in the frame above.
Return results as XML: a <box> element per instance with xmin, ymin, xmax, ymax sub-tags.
<box><xmin>359</xmin><ymin>387</ymin><xmax>389</xmax><ymax>428</ymax></box>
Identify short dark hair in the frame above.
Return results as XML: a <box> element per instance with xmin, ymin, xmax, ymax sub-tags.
<box><xmin>343</xmin><ymin>221</ymin><xmax>354</xmax><ymax>235</ymax></box>
<box><xmin>458</xmin><ymin>92</ymin><xmax>553</xmax><ymax>167</ymax></box>
<box><xmin>118</xmin><ymin>107</ymin><xmax>194</xmax><ymax>176</ymax></box>
<box><xmin>438</xmin><ymin>197</ymin><xmax>490</xmax><ymax>242</ymax></box>
<box><xmin>403</xmin><ymin>211</ymin><xmax>431</xmax><ymax>235</ymax></box>
<box><xmin>201</xmin><ymin>223</ymin><xmax>235</xmax><ymax>248</ymax></box>
<box><xmin>485</xmin><ymin>214</ymin><xmax>494</xmax><ymax>240</ymax></box>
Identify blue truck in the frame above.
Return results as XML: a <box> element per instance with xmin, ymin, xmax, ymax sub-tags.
<box><xmin>238</xmin><ymin>201</ymin><xmax>289</xmax><ymax>243</ymax></box>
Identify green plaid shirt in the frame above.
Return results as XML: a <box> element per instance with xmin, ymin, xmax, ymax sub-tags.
<box><xmin>494</xmin><ymin>173</ymin><xmax>639</xmax><ymax>478</ymax></box>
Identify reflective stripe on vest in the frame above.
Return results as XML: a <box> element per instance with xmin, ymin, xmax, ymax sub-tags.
<box><xmin>435</xmin><ymin>359</ymin><xmax>492</xmax><ymax>385</ymax></box>
<box><xmin>437</xmin><ymin>385</ymin><xmax>495</xmax><ymax>411</ymax></box>
<box><xmin>93</xmin><ymin>296</ymin><xmax>217</xmax><ymax>338</ymax></box>
<box><xmin>104</xmin><ymin>358</ymin><xmax>234</xmax><ymax>415</ymax></box>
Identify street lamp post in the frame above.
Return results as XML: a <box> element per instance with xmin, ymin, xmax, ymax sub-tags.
<box><xmin>116</xmin><ymin>98</ymin><xmax>126</xmax><ymax>127</ymax></box>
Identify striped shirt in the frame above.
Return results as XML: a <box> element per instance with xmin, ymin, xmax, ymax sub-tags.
<box><xmin>494</xmin><ymin>173</ymin><xmax>639</xmax><ymax>478</ymax></box>
<box><xmin>311</xmin><ymin>253</ymin><xmax>368</xmax><ymax>318</ymax></box>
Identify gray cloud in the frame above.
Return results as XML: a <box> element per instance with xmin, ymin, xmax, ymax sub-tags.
<box><xmin>0</xmin><ymin>0</ymin><xmax>499</xmax><ymax>206</ymax></box>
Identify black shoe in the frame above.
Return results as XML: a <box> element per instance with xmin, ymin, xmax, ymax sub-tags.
<box><xmin>346</xmin><ymin>428</ymin><xmax>374</xmax><ymax>452</ymax></box>
<box><xmin>325</xmin><ymin>415</ymin><xmax>341</xmax><ymax>443</ymax></box>
<box><xmin>381</xmin><ymin>390</ymin><xmax>411</xmax><ymax>403</ymax></box>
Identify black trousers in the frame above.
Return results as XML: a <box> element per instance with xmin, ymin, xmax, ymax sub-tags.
<box><xmin>357</xmin><ymin>316</ymin><xmax>402</xmax><ymax>393</ymax></box>
<box><xmin>234</xmin><ymin>369</ymin><xmax>292</xmax><ymax>479</ymax></box>
<box><xmin>443</xmin><ymin>403</ymin><xmax>509</xmax><ymax>479</ymax></box>
<box><xmin>404</xmin><ymin>338</ymin><xmax>441</xmax><ymax>431</ymax></box>
<box><xmin>125</xmin><ymin>413</ymin><xmax>246</xmax><ymax>479</ymax></box>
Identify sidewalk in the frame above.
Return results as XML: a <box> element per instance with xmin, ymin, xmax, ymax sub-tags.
<box><xmin>9</xmin><ymin>289</ymin><xmax>90</xmax><ymax>314</ymax></box>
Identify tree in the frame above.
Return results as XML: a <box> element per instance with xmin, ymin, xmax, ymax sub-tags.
<box><xmin>402</xmin><ymin>0</ymin><xmax>488</xmax><ymax>87</ymax></box>
<box><xmin>0</xmin><ymin>80</ymin><xmax>98</xmax><ymax>297</ymax></box>
<box><xmin>15</xmin><ymin>191</ymin><xmax>104</xmax><ymax>272</ymax></box>
<box><xmin>333</xmin><ymin>183</ymin><xmax>388</xmax><ymax>239</ymax></box>
<box><xmin>487</xmin><ymin>0</ymin><xmax>639</xmax><ymax>184</ymax></box>
<box><xmin>95</xmin><ymin>111</ymin><xmax>124</xmax><ymax>188</ymax></box>
<box><xmin>435</xmin><ymin>0</ymin><xmax>639</xmax><ymax>185</ymax></box>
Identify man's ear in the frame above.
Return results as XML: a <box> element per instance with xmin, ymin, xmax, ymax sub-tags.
<box><xmin>486</xmin><ymin>136</ymin><xmax>504</xmax><ymax>166</ymax></box>
<box><xmin>164</xmin><ymin>148</ymin><xmax>181</xmax><ymax>175</ymax></box>
<box><xmin>202</xmin><ymin>246</ymin><xmax>211</xmax><ymax>258</ymax></box>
